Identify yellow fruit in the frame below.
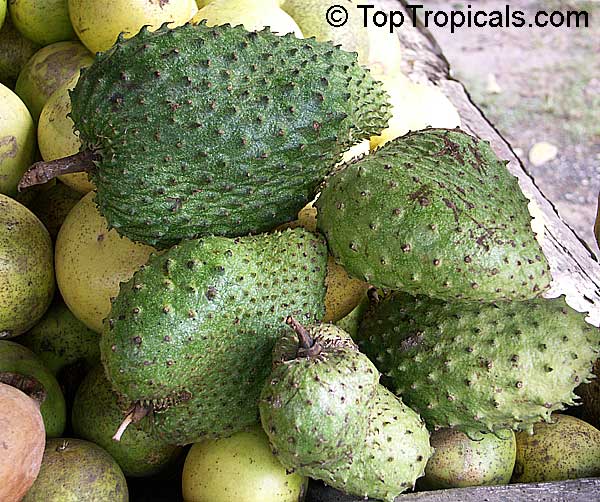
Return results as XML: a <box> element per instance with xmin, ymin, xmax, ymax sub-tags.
<box><xmin>38</xmin><ymin>73</ymin><xmax>94</xmax><ymax>193</ymax></box>
<box><xmin>55</xmin><ymin>192</ymin><xmax>155</xmax><ymax>333</ymax></box>
<box><xmin>68</xmin><ymin>0</ymin><xmax>198</xmax><ymax>54</ymax></box>
<box><xmin>0</xmin><ymin>0</ymin><xmax>6</xmax><ymax>30</ymax></box>
<box><xmin>8</xmin><ymin>0</ymin><xmax>76</xmax><ymax>45</ymax></box>
<box><xmin>14</xmin><ymin>41</ymin><xmax>93</xmax><ymax>122</ymax></box>
<box><xmin>182</xmin><ymin>425</ymin><xmax>308</xmax><ymax>502</ymax></box>
<box><xmin>279</xmin><ymin>203</ymin><xmax>369</xmax><ymax>322</ymax></box>
<box><xmin>370</xmin><ymin>73</ymin><xmax>461</xmax><ymax>149</ymax></box>
<box><xmin>527</xmin><ymin>200</ymin><xmax>545</xmax><ymax>245</ymax></box>
<box><xmin>192</xmin><ymin>0</ymin><xmax>303</xmax><ymax>37</ymax></box>
<box><xmin>0</xmin><ymin>83</ymin><xmax>35</xmax><ymax>196</ymax></box>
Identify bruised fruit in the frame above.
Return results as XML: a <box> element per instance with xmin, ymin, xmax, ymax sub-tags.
<box><xmin>421</xmin><ymin>429</ymin><xmax>516</xmax><ymax>489</ymax></box>
<box><xmin>0</xmin><ymin>83</ymin><xmax>35</xmax><ymax>196</ymax></box>
<box><xmin>14</xmin><ymin>41</ymin><xmax>93</xmax><ymax>121</ymax></box>
<box><xmin>22</xmin><ymin>438</ymin><xmax>128</xmax><ymax>501</ymax></box>
<box><xmin>0</xmin><ymin>341</ymin><xmax>66</xmax><ymax>437</ymax></box>
<box><xmin>317</xmin><ymin>128</ymin><xmax>551</xmax><ymax>301</ymax></box>
<box><xmin>512</xmin><ymin>414</ymin><xmax>600</xmax><ymax>483</ymax></box>
<box><xmin>182</xmin><ymin>425</ymin><xmax>308</xmax><ymax>502</ymax></box>
<box><xmin>0</xmin><ymin>17</ymin><xmax>41</xmax><ymax>88</ymax></box>
<box><xmin>357</xmin><ymin>293</ymin><xmax>598</xmax><ymax>435</ymax></box>
<box><xmin>0</xmin><ymin>195</ymin><xmax>54</xmax><ymax>338</ymax></box>
<box><xmin>24</xmin><ymin>22</ymin><xmax>390</xmax><ymax>248</ymax></box>
<box><xmin>68</xmin><ymin>0</ymin><xmax>198</xmax><ymax>54</ymax></box>
<box><xmin>72</xmin><ymin>365</ymin><xmax>182</xmax><ymax>478</ymax></box>
<box><xmin>0</xmin><ymin>381</ymin><xmax>45</xmax><ymax>502</ymax></box>
<box><xmin>101</xmin><ymin>228</ymin><xmax>327</xmax><ymax>445</ymax></box>
<box><xmin>26</xmin><ymin>181</ymin><xmax>83</xmax><ymax>239</ymax></box>
<box><xmin>55</xmin><ymin>192</ymin><xmax>155</xmax><ymax>333</ymax></box>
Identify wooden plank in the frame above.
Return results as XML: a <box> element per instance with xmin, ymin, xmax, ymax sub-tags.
<box><xmin>307</xmin><ymin>478</ymin><xmax>600</xmax><ymax>502</ymax></box>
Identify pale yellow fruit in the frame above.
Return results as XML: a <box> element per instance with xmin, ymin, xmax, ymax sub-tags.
<box><xmin>14</xmin><ymin>41</ymin><xmax>93</xmax><ymax>122</ymax></box>
<box><xmin>339</xmin><ymin>139</ymin><xmax>369</xmax><ymax>165</ymax></box>
<box><xmin>279</xmin><ymin>203</ymin><xmax>369</xmax><ymax>323</ymax></box>
<box><xmin>55</xmin><ymin>192</ymin><xmax>155</xmax><ymax>333</ymax></box>
<box><xmin>0</xmin><ymin>83</ymin><xmax>35</xmax><ymax>196</ymax></box>
<box><xmin>371</xmin><ymin>73</ymin><xmax>461</xmax><ymax>149</ymax></box>
<box><xmin>8</xmin><ymin>0</ymin><xmax>76</xmax><ymax>45</ymax></box>
<box><xmin>38</xmin><ymin>73</ymin><xmax>94</xmax><ymax>193</ymax></box>
<box><xmin>182</xmin><ymin>425</ymin><xmax>308</xmax><ymax>502</ymax></box>
<box><xmin>528</xmin><ymin>200</ymin><xmax>545</xmax><ymax>245</ymax></box>
<box><xmin>0</xmin><ymin>0</ymin><xmax>6</xmax><ymax>30</ymax></box>
<box><xmin>192</xmin><ymin>0</ymin><xmax>303</xmax><ymax>37</ymax></box>
<box><xmin>68</xmin><ymin>0</ymin><xmax>198</xmax><ymax>54</ymax></box>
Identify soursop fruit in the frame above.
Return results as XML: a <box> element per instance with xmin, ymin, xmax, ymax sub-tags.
<box><xmin>32</xmin><ymin>22</ymin><xmax>390</xmax><ymax>248</ymax></box>
<box><xmin>357</xmin><ymin>292</ymin><xmax>599</xmax><ymax>434</ymax></box>
<box><xmin>260</xmin><ymin>320</ymin><xmax>379</xmax><ymax>481</ymax></box>
<box><xmin>101</xmin><ymin>228</ymin><xmax>327</xmax><ymax>445</ymax></box>
<box><xmin>316</xmin><ymin>128</ymin><xmax>551</xmax><ymax>301</ymax></box>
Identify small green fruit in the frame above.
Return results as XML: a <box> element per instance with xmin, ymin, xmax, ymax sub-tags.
<box><xmin>8</xmin><ymin>0</ymin><xmax>76</xmax><ymax>45</ymax></box>
<box><xmin>421</xmin><ymin>429</ymin><xmax>516</xmax><ymax>489</ymax></box>
<box><xmin>182</xmin><ymin>425</ymin><xmax>308</xmax><ymax>502</ymax></box>
<box><xmin>513</xmin><ymin>414</ymin><xmax>600</xmax><ymax>483</ymax></box>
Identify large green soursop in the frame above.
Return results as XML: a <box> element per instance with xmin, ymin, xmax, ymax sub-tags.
<box><xmin>100</xmin><ymin>229</ymin><xmax>327</xmax><ymax>444</ymax></box>
<box><xmin>357</xmin><ymin>293</ymin><xmax>598</xmax><ymax>435</ymax></box>
<box><xmin>66</xmin><ymin>23</ymin><xmax>390</xmax><ymax>248</ymax></box>
<box><xmin>316</xmin><ymin>128</ymin><xmax>551</xmax><ymax>301</ymax></box>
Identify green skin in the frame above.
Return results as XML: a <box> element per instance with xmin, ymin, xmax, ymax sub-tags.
<box><xmin>334</xmin><ymin>292</ymin><xmax>369</xmax><ymax>339</ymax></box>
<box><xmin>0</xmin><ymin>16</ymin><xmax>41</xmax><ymax>88</ymax></box>
<box><xmin>260</xmin><ymin>324</ymin><xmax>380</xmax><ymax>482</ymax></box>
<box><xmin>101</xmin><ymin>228</ymin><xmax>328</xmax><ymax>445</ymax></box>
<box><xmin>0</xmin><ymin>0</ymin><xmax>6</xmax><ymax>31</ymax></box>
<box><xmin>8</xmin><ymin>0</ymin><xmax>76</xmax><ymax>46</ymax></box>
<box><xmin>0</xmin><ymin>194</ymin><xmax>54</xmax><ymax>338</ymax></box>
<box><xmin>421</xmin><ymin>428</ymin><xmax>516</xmax><ymax>490</ymax></box>
<box><xmin>357</xmin><ymin>293</ymin><xmax>599</xmax><ymax>434</ymax></box>
<box><xmin>22</xmin><ymin>438</ymin><xmax>128</xmax><ymax>502</ymax></box>
<box><xmin>72</xmin><ymin>365</ymin><xmax>182</xmax><ymax>478</ymax></box>
<box><xmin>26</xmin><ymin>181</ymin><xmax>83</xmax><ymax>240</ymax></box>
<box><xmin>15</xmin><ymin>41</ymin><xmax>93</xmax><ymax>121</ymax></box>
<box><xmin>332</xmin><ymin>387</ymin><xmax>433</xmax><ymax>501</ymax></box>
<box><xmin>70</xmin><ymin>22</ymin><xmax>390</xmax><ymax>248</ymax></box>
<box><xmin>18</xmin><ymin>295</ymin><xmax>100</xmax><ymax>402</ymax></box>
<box><xmin>316</xmin><ymin>128</ymin><xmax>551</xmax><ymax>302</ymax></box>
<box><xmin>513</xmin><ymin>414</ymin><xmax>600</xmax><ymax>483</ymax></box>
<box><xmin>0</xmin><ymin>341</ymin><xmax>66</xmax><ymax>437</ymax></box>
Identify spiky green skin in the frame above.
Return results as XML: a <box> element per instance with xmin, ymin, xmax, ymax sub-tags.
<box><xmin>101</xmin><ymin>228</ymin><xmax>327</xmax><ymax>444</ymax></box>
<box><xmin>260</xmin><ymin>325</ymin><xmax>379</xmax><ymax>481</ymax></box>
<box><xmin>72</xmin><ymin>365</ymin><xmax>182</xmax><ymax>478</ymax></box>
<box><xmin>70</xmin><ymin>23</ymin><xmax>390</xmax><ymax>249</ymax></box>
<box><xmin>330</xmin><ymin>387</ymin><xmax>432</xmax><ymax>501</ymax></box>
<box><xmin>356</xmin><ymin>293</ymin><xmax>599</xmax><ymax>435</ymax></box>
<box><xmin>316</xmin><ymin>128</ymin><xmax>551</xmax><ymax>301</ymax></box>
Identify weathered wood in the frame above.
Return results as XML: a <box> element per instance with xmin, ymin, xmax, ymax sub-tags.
<box><xmin>307</xmin><ymin>478</ymin><xmax>600</xmax><ymax>502</ymax></box>
<box><xmin>381</xmin><ymin>0</ymin><xmax>600</xmax><ymax>326</ymax></box>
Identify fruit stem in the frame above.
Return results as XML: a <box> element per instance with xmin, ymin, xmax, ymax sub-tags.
<box><xmin>0</xmin><ymin>371</ymin><xmax>47</xmax><ymax>405</ymax></box>
<box><xmin>286</xmin><ymin>316</ymin><xmax>321</xmax><ymax>357</ymax></box>
<box><xmin>18</xmin><ymin>150</ymin><xmax>98</xmax><ymax>191</ymax></box>
<box><xmin>112</xmin><ymin>402</ymin><xmax>150</xmax><ymax>442</ymax></box>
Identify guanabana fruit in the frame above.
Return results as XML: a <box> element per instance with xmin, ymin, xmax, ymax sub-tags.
<box><xmin>101</xmin><ymin>228</ymin><xmax>327</xmax><ymax>444</ymax></box>
<box><xmin>329</xmin><ymin>386</ymin><xmax>432</xmax><ymax>501</ymax></box>
<box><xmin>316</xmin><ymin>128</ymin><xmax>551</xmax><ymax>301</ymax></box>
<box><xmin>72</xmin><ymin>365</ymin><xmax>182</xmax><ymax>477</ymax></box>
<box><xmin>356</xmin><ymin>292</ymin><xmax>598</xmax><ymax>434</ymax></box>
<box><xmin>259</xmin><ymin>319</ymin><xmax>379</xmax><ymax>482</ymax></box>
<box><xmin>23</xmin><ymin>22</ymin><xmax>390</xmax><ymax>249</ymax></box>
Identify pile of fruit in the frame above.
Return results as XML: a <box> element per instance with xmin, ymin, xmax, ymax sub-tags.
<box><xmin>1</xmin><ymin>1</ymin><xmax>599</xmax><ymax>501</ymax></box>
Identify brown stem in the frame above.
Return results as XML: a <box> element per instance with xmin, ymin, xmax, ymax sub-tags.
<box><xmin>112</xmin><ymin>402</ymin><xmax>151</xmax><ymax>442</ymax></box>
<box><xmin>0</xmin><ymin>372</ymin><xmax>47</xmax><ymax>406</ymax></box>
<box><xmin>286</xmin><ymin>316</ymin><xmax>321</xmax><ymax>357</ymax></box>
<box><xmin>18</xmin><ymin>150</ymin><xmax>98</xmax><ymax>191</ymax></box>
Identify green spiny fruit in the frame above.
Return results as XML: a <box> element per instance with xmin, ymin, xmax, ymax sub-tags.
<box><xmin>61</xmin><ymin>22</ymin><xmax>390</xmax><ymax>248</ymax></box>
<box><xmin>0</xmin><ymin>340</ymin><xmax>66</xmax><ymax>437</ymax></box>
<box><xmin>259</xmin><ymin>319</ymin><xmax>379</xmax><ymax>482</ymax></box>
<box><xmin>356</xmin><ymin>292</ymin><xmax>598</xmax><ymax>435</ymax></box>
<box><xmin>330</xmin><ymin>386</ymin><xmax>432</xmax><ymax>501</ymax></box>
<box><xmin>100</xmin><ymin>228</ymin><xmax>327</xmax><ymax>445</ymax></box>
<box><xmin>72</xmin><ymin>365</ymin><xmax>182</xmax><ymax>478</ymax></box>
<box><xmin>316</xmin><ymin>128</ymin><xmax>551</xmax><ymax>301</ymax></box>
